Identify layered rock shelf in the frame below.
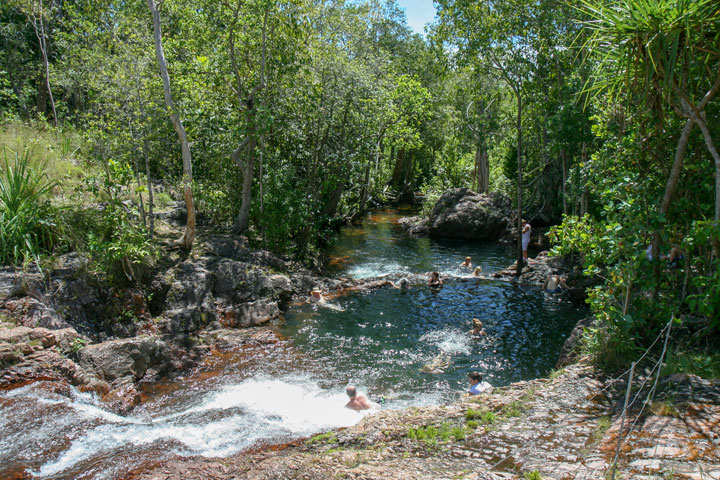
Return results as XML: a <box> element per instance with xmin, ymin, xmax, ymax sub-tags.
<box><xmin>129</xmin><ymin>363</ymin><xmax>720</xmax><ymax>480</ymax></box>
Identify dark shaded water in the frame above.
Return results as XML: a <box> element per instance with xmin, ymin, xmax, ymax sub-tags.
<box><xmin>0</xmin><ymin>209</ymin><xmax>586</xmax><ymax>479</ymax></box>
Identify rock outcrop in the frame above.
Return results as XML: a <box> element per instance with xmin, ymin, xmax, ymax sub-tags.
<box><xmin>400</xmin><ymin>189</ymin><xmax>512</xmax><ymax>241</ymax></box>
<box><xmin>130</xmin><ymin>363</ymin><xmax>720</xmax><ymax>480</ymax></box>
<box><xmin>490</xmin><ymin>250</ymin><xmax>594</xmax><ymax>301</ymax></box>
<box><xmin>0</xmin><ymin>230</ymin><xmax>348</xmax><ymax>409</ymax></box>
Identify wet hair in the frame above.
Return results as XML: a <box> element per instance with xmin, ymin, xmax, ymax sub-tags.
<box><xmin>472</xmin><ymin>318</ymin><xmax>483</xmax><ymax>328</ymax></box>
<box><xmin>465</xmin><ymin>256</ymin><xmax>471</xmax><ymax>261</ymax></box>
<box><xmin>346</xmin><ymin>385</ymin><xmax>357</xmax><ymax>398</ymax></box>
<box><xmin>468</xmin><ymin>372</ymin><xmax>482</xmax><ymax>382</ymax></box>
<box><xmin>432</xmin><ymin>271</ymin><xmax>439</xmax><ymax>278</ymax></box>
<box><xmin>398</xmin><ymin>278</ymin><xmax>409</xmax><ymax>288</ymax></box>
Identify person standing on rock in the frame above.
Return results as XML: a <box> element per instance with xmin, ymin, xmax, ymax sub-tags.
<box><xmin>345</xmin><ymin>385</ymin><xmax>372</xmax><ymax>410</ymax></box>
<box><xmin>521</xmin><ymin>219</ymin><xmax>531</xmax><ymax>262</ymax></box>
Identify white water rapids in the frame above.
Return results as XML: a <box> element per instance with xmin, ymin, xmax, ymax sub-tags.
<box><xmin>0</xmin><ymin>375</ymin><xmax>369</xmax><ymax>479</ymax></box>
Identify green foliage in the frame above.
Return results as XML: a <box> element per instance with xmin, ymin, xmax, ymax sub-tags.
<box><xmin>306</xmin><ymin>432</ymin><xmax>337</xmax><ymax>445</ymax></box>
<box><xmin>69</xmin><ymin>337</ymin><xmax>86</xmax><ymax>355</ymax></box>
<box><xmin>592</xmin><ymin>416</ymin><xmax>611</xmax><ymax>442</ymax></box>
<box><xmin>663</xmin><ymin>349</ymin><xmax>720</xmax><ymax>379</ymax></box>
<box><xmin>465</xmin><ymin>407</ymin><xmax>496</xmax><ymax>425</ymax></box>
<box><xmin>0</xmin><ymin>149</ymin><xmax>59</xmax><ymax>265</ymax></box>
<box><xmin>82</xmin><ymin>159</ymin><xmax>156</xmax><ymax>285</ymax></box>
<box><xmin>194</xmin><ymin>181</ymin><xmax>233</xmax><ymax>226</ymax></box>
<box><xmin>683</xmin><ymin>221</ymin><xmax>720</xmax><ymax>325</ymax></box>
<box><xmin>523</xmin><ymin>470</ymin><xmax>542</xmax><ymax>480</ymax></box>
<box><xmin>407</xmin><ymin>422</ymin><xmax>464</xmax><ymax>445</ymax></box>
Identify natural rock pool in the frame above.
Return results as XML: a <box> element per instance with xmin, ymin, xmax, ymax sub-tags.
<box><xmin>0</xmin><ymin>210</ymin><xmax>586</xmax><ymax>479</ymax></box>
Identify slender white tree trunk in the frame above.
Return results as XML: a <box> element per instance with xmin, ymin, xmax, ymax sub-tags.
<box><xmin>147</xmin><ymin>0</ymin><xmax>195</xmax><ymax>248</ymax></box>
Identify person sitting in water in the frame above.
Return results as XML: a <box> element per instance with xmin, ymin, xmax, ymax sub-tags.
<box><xmin>345</xmin><ymin>385</ymin><xmax>372</xmax><ymax>411</ymax></box>
<box><xmin>307</xmin><ymin>288</ymin><xmax>325</xmax><ymax>304</ymax></box>
<box><xmin>473</xmin><ymin>266</ymin><xmax>483</xmax><ymax>276</ymax></box>
<box><xmin>468</xmin><ymin>371</ymin><xmax>493</xmax><ymax>396</ymax></box>
<box><xmin>460</xmin><ymin>256</ymin><xmax>473</xmax><ymax>269</ymax></box>
<box><xmin>468</xmin><ymin>318</ymin><xmax>487</xmax><ymax>336</ymax></box>
<box><xmin>428</xmin><ymin>271</ymin><xmax>443</xmax><ymax>288</ymax></box>
<box><xmin>543</xmin><ymin>274</ymin><xmax>568</xmax><ymax>292</ymax></box>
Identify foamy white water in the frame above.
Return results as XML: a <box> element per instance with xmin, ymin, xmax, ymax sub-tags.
<box><xmin>0</xmin><ymin>375</ymin><xmax>369</xmax><ymax>479</ymax></box>
<box><xmin>420</xmin><ymin>327</ymin><xmax>472</xmax><ymax>356</ymax></box>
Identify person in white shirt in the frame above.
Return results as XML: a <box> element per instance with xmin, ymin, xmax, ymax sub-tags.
<box><xmin>521</xmin><ymin>219</ymin><xmax>531</xmax><ymax>262</ymax></box>
<box><xmin>468</xmin><ymin>372</ymin><xmax>492</xmax><ymax>395</ymax></box>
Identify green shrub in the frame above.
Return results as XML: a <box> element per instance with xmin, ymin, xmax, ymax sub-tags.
<box><xmin>0</xmin><ymin>149</ymin><xmax>59</xmax><ymax>265</ymax></box>
<box><xmin>481</xmin><ymin>410</ymin><xmax>496</xmax><ymax>424</ymax></box>
<box><xmin>408</xmin><ymin>422</ymin><xmax>466</xmax><ymax>445</ymax></box>
<box><xmin>465</xmin><ymin>408</ymin><xmax>483</xmax><ymax>421</ymax></box>
<box><xmin>306</xmin><ymin>432</ymin><xmax>337</xmax><ymax>445</ymax></box>
<box><xmin>523</xmin><ymin>470</ymin><xmax>542</xmax><ymax>480</ymax></box>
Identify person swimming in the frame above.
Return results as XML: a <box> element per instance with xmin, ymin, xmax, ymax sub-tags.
<box><xmin>460</xmin><ymin>256</ymin><xmax>473</xmax><ymax>269</ymax></box>
<box><xmin>428</xmin><ymin>271</ymin><xmax>443</xmax><ymax>288</ymax></box>
<box><xmin>473</xmin><ymin>266</ymin><xmax>483</xmax><ymax>276</ymax></box>
<box><xmin>543</xmin><ymin>275</ymin><xmax>568</xmax><ymax>293</ymax></box>
<box><xmin>468</xmin><ymin>318</ymin><xmax>487</xmax><ymax>336</ymax></box>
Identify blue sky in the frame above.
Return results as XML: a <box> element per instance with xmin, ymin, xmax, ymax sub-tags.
<box><xmin>396</xmin><ymin>0</ymin><xmax>437</xmax><ymax>36</ymax></box>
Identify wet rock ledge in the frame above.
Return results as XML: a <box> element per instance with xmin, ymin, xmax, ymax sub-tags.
<box><xmin>129</xmin><ymin>363</ymin><xmax>720</xmax><ymax>480</ymax></box>
<box><xmin>0</xmin><ymin>233</ymin><xmax>348</xmax><ymax>409</ymax></box>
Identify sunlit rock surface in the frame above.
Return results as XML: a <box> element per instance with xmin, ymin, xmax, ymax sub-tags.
<box><xmin>130</xmin><ymin>363</ymin><xmax>720</xmax><ymax>480</ymax></box>
<box><xmin>399</xmin><ymin>188</ymin><xmax>512</xmax><ymax>241</ymax></box>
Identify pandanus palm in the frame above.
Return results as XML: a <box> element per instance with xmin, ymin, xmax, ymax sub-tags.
<box><xmin>0</xmin><ymin>151</ymin><xmax>58</xmax><ymax>265</ymax></box>
<box><xmin>578</xmin><ymin>0</ymin><xmax>720</xmax><ymax>254</ymax></box>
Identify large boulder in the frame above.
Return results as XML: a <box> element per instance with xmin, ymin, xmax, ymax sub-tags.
<box><xmin>78</xmin><ymin>336</ymin><xmax>167</xmax><ymax>382</ymax></box>
<box><xmin>427</xmin><ymin>188</ymin><xmax>512</xmax><ymax>240</ymax></box>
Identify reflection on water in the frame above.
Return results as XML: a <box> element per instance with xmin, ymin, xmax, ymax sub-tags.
<box><xmin>0</xmin><ymin>209</ymin><xmax>587</xmax><ymax>479</ymax></box>
<box><xmin>325</xmin><ymin>210</ymin><xmax>514</xmax><ymax>279</ymax></box>
<box><xmin>280</xmin><ymin>280</ymin><xmax>586</xmax><ymax>405</ymax></box>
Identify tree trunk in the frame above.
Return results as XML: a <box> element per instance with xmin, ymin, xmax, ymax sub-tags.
<box><xmin>321</xmin><ymin>182</ymin><xmax>345</xmax><ymax>218</ymax></box>
<box><xmin>579</xmin><ymin>142</ymin><xmax>588</xmax><ymax>216</ymax></box>
<box><xmin>516</xmin><ymin>92</ymin><xmax>523</xmax><ymax>276</ymax></box>
<box><xmin>561</xmin><ymin>150</ymin><xmax>567</xmax><ymax>215</ymax></box>
<box><xmin>233</xmin><ymin>131</ymin><xmax>255</xmax><ymax>234</ymax></box>
<box><xmin>30</xmin><ymin>0</ymin><xmax>57</xmax><ymax>128</ymax></box>
<box><xmin>391</xmin><ymin>148</ymin><xmax>405</xmax><ymax>189</ymax></box>
<box><xmin>128</xmin><ymin>120</ymin><xmax>147</xmax><ymax>228</ymax></box>
<box><xmin>476</xmin><ymin>145</ymin><xmax>489</xmax><ymax>194</ymax></box>
<box><xmin>147</xmin><ymin>0</ymin><xmax>195</xmax><ymax>248</ymax></box>
<box><xmin>142</xmin><ymin>138</ymin><xmax>155</xmax><ymax>239</ymax></box>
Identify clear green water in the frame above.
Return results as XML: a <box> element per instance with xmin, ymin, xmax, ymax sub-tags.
<box><xmin>280</xmin><ymin>210</ymin><xmax>587</xmax><ymax>407</ymax></box>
